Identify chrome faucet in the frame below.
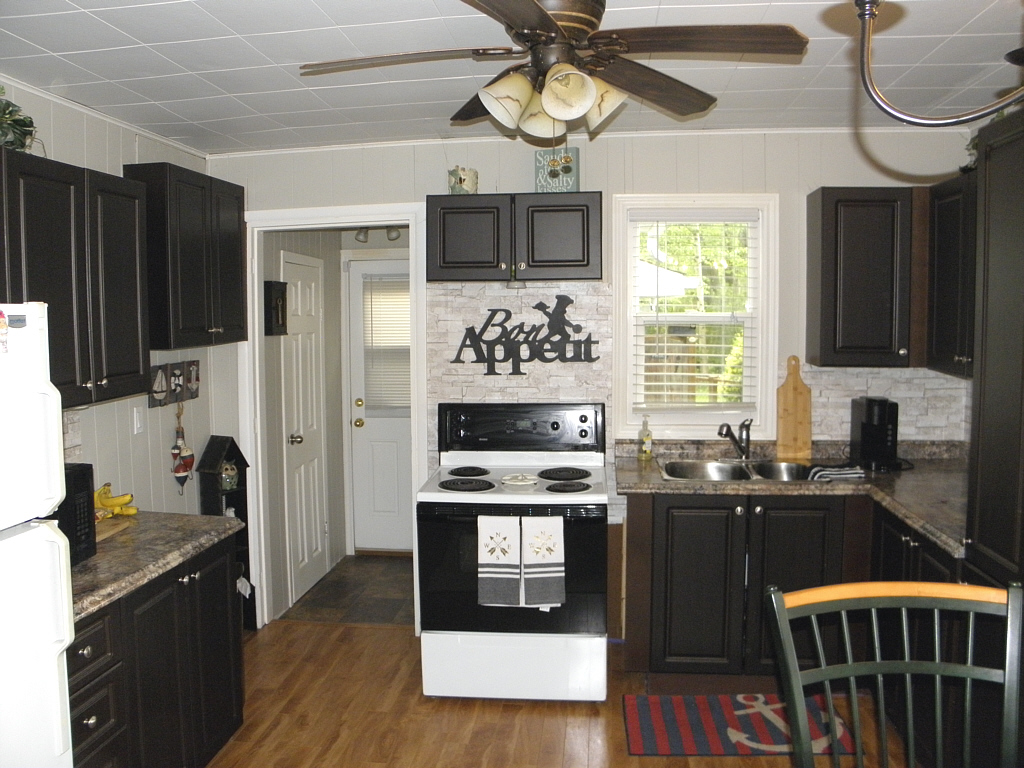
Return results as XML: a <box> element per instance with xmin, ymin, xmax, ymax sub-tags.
<box><xmin>718</xmin><ymin>418</ymin><xmax>753</xmax><ymax>460</ymax></box>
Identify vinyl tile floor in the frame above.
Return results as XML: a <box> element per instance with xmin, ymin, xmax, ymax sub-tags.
<box><xmin>280</xmin><ymin>554</ymin><xmax>414</xmax><ymax>626</ymax></box>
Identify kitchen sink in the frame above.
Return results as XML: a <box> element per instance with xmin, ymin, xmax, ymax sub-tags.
<box><xmin>659</xmin><ymin>459</ymin><xmax>815</xmax><ymax>482</ymax></box>
<box><xmin>660</xmin><ymin>460</ymin><xmax>752</xmax><ymax>481</ymax></box>
<box><xmin>747</xmin><ymin>461</ymin><xmax>812</xmax><ymax>482</ymax></box>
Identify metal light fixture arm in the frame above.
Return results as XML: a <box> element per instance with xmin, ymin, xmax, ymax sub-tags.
<box><xmin>856</xmin><ymin>0</ymin><xmax>1024</xmax><ymax>127</ymax></box>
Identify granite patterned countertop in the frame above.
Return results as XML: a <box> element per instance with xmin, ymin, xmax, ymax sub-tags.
<box><xmin>71</xmin><ymin>511</ymin><xmax>244</xmax><ymax>621</ymax></box>
<box><xmin>615</xmin><ymin>457</ymin><xmax>968</xmax><ymax>558</ymax></box>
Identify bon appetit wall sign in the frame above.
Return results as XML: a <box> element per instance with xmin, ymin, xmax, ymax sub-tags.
<box><xmin>452</xmin><ymin>294</ymin><xmax>600</xmax><ymax>376</ymax></box>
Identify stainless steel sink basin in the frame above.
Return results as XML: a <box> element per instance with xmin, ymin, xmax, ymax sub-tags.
<box><xmin>660</xmin><ymin>460</ymin><xmax>752</xmax><ymax>481</ymax></box>
<box><xmin>747</xmin><ymin>461</ymin><xmax>812</xmax><ymax>482</ymax></box>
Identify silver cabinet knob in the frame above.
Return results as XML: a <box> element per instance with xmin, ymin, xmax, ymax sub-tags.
<box><xmin>734</xmin><ymin>506</ymin><xmax>745</xmax><ymax>516</ymax></box>
<box><xmin>179</xmin><ymin>574</ymin><xmax>190</xmax><ymax>585</ymax></box>
<box><xmin>753</xmin><ymin>506</ymin><xmax>763</xmax><ymax>516</ymax></box>
<box><xmin>83</xmin><ymin>715</ymin><xmax>98</xmax><ymax>730</ymax></box>
<box><xmin>289</xmin><ymin>434</ymin><xmax>304</xmax><ymax>444</ymax></box>
<box><xmin>898</xmin><ymin>348</ymin><xmax>908</xmax><ymax>356</ymax></box>
<box><xmin>78</xmin><ymin>645</ymin><xmax>93</xmax><ymax>660</ymax></box>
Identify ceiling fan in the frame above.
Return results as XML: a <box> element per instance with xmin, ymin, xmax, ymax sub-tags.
<box><xmin>300</xmin><ymin>0</ymin><xmax>807</xmax><ymax>137</ymax></box>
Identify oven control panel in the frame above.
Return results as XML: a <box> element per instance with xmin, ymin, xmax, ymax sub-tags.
<box><xmin>439</xmin><ymin>403</ymin><xmax>604</xmax><ymax>452</ymax></box>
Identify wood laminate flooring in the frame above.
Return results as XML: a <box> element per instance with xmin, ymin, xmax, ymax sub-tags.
<box><xmin>209</xmin><ymin>619</ymin><xmax>904</xmax><ymax>768</ymax></box>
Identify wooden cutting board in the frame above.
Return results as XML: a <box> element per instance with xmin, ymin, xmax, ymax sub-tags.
<box><xmin>95</xmin><ymin>517</ymin><xmax>132</xmax><ymax>542</ymax></box>
<box><xmin>777</xmin><ymin>355</ymin><xmax>812</xmax><ymax>462</ymax></box>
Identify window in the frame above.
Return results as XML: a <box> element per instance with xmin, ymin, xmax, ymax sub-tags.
<box><xmin>362</xmin><ymin>274</ymin><xmax>410</xmax><ymax>413</ymax></box>
<box><xmin>614</xmin><ymin>194</ymin><xmax>778</xmax><ymax>438</ymax></box>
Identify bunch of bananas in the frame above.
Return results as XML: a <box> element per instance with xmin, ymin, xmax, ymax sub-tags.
<box><xmin>94</xmin><ymin>483</ymin><xmax>138</xmax><ymax>519</ymax></box>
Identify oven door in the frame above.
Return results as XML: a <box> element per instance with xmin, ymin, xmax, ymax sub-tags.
<box><xmin>416</xmin><ymin>502</ymin><xmax>607</xmax><ymax>634</ymax></box>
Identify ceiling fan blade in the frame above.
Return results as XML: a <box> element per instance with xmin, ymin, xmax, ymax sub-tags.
<box><xmin>450</xmin><ymin>65</ymin><xmax>522</xmax><ymax>122</ymax></box>
<box><xmin>464</xmin><ymin>0</ymin><xmax>565</xmax><ymax>40</ymax></box>
<box><xmin>300</xmin><ymin>46</ymin><xmax>519</xmax><ymax>76</ymax></box>
<box><xmin>590</xmin><ymin>56</ymin><xmax>716</xmax><ymax>117</ymax></box>
<box><xmin>590</xmin><ymin>25</ymin><xmax>808</xmax><ymax>56</ymax></box>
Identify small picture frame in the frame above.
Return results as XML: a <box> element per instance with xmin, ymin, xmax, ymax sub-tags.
<box><xmin>265</xmin><ymin>281</ymin><xmax>287</xmax><ymax>336</ymax></box>
<box><xmin>149</xmin><ymin>364</ymin><xmax>170</xmax><ymax>408</ymax></box>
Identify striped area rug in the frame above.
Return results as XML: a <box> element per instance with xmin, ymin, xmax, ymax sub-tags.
<box><xmin>623</xmin><ymin>693</ymin><xmax>855</xmax><ymax>757</ymax></box>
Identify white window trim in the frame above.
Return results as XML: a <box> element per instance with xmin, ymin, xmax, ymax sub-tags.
<box><xmin>613</xmin><ymin>193</ymin><xmax>779</xmax><ymax>441</ymax></box>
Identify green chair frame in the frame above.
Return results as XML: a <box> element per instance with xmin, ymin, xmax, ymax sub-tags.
<box><xmin>766</xmin><ymin>581</ymin><xmax>1022</xmax><ymax>768</ymax></box>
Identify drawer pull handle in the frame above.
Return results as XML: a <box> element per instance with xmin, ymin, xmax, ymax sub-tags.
<box><xmin>734</xmin><ymin>506</ymin><xmax>745</xmax><ymax>516</ymax></box>
<box><xmin>78</xmin><ymin>645</ymin><xmax>93</xmax><ymax>660</ymax></box>
<box><xmin>83</xmin><ymin>715</ymin><xmax>98</xmax><ymax>730</ymax></box>
<box><xmin>179</xmin><ymin>575</ymin><xmax>190</xmax><ymax>585</ymax></box>
<box><xmin>753</xmin><ymin>506</ymin><xmax>764</xmax><ymax>516</ymax></box>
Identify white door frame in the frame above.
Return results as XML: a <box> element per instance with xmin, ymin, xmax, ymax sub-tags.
<box><xmin>242</xmin><ymin>203</ymin><xmax>427</xmax><ymax>627</ymax></box>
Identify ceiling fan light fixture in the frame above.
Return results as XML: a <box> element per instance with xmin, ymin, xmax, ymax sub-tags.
<box><xmin>518</xmin><ymin>89</ymin><xmax>567</xmax><ymax>137</ymax></box>
<box><xmin>540</xmin><ymin>62</ymin><xmax>597</xmax><ymax>121</ymax></box>
<box><xmin>584</xmin><ymin>76</ymin><xmax>628</xmax><ymax>131</ymax></box>
<box><xmin>479</xmin><ymin>72</ymin><xmax>536</xmax><ymax>129</ymax></box>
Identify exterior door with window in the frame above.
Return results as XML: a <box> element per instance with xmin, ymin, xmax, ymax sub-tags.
<box><xmin>349</xmin><ymin>260</ymin><xmax>413</xmax><ymax>550</ymax></box>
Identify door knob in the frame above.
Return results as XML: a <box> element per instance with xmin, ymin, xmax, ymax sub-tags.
<box><xmin>355</xmin><ymin>398</ymin><xmax>364</xmax><ymax>407</ymax></box>
<box><xmin>289</xmin><ymin>434</ymin><xmax>304</xmax><ymax>444</ymax></box>
<box><xmin>354</xmin><ymin>418</ymin><xmax>365</xmax><ymax>428</ymax></box>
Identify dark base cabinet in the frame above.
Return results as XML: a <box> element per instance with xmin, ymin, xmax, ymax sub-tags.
<box><xmin>122</xmin><ymin>537</ymin><xmax>243</xmax><ymax>768</ymax></box>
<box><xmin>650</xmin><ymin>494</ymin><xmax>844</xmax><ymax>676</ymax></box>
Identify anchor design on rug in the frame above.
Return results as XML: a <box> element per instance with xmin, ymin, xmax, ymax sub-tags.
<box><xmin>726</xmin><ymin>694</ymin><xmax>845</xmax><ymax>753</ymax></box>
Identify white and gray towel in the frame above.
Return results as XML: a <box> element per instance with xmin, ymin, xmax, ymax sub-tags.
<box><xmin>477</xmin><ymin>515</ymin><xmax>521</xmax><ymax>606</ymax></box>
<box><xmin>808</xmin><ymin>464</ymin><xmax>867</xmax><ymax>482</ymax></box>
<box><xmin>522</xmin><ymin>515</ymin><xmax>565</xmax><ymax>607</ymax></box>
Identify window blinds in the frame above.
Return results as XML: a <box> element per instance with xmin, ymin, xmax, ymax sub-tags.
<box><xmin>362</xmin><ymin>274</ymin><xmax>410</xmax><ymax>411</ymax></box>
<box><xmin>629</xmin><ymin>208</ymin><xmax>761</xmax><ymax>412</ymax></box>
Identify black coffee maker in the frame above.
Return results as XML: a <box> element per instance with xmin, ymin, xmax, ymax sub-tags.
<box><xmin>850</xmin><ymin>397</ymin><xmax>900</xmax><ymax>472</ymax></box>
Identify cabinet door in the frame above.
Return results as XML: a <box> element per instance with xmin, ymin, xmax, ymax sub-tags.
<box><xmin>650</xmin><ymin>495</ymin><xmax>746</xmax><ymax>674</ymax></box>
<box><xmin>807</xmin><ymin>187</ymin><xmax>916</xmax><ymax>367</ymax></box>
<box><xmin>928</xmin><ymin>172</ymin><xmax>976</xmax><ymax>378</ymax></box>
<box><xmin>513</xmin><ymin>192</ymin><xmax>601</xmax><ymax>280</ymax></box>
<box><xmin>426</xmin><ymin>194</ymin><xmax>512</xmax><ymax>281</ymax></box>
<box><xmin>122</xmin><ymin>568</ymin><xmax>191</xmax><ymax>768</ymax></box>
<box><xmin>186</xmin><ymin>540</ymin><xmax>243</xmax><ymax>767</ymax></box>
<box><xmin>873</xmin><ymin>504</ymin><xmax>914</xmax><ymax>580</ymax></box>
<box><xmin>86</xmin><ymin>170</ymin><xmax>150</xmax><ymax>402</ymax></box>
<box><xmin>745</xmin><ymin>495</ymin><xmax>845</xmax><ymax>675</ymax></box>
<box><xmin>209</xmin><ymin>178</ymin><xmax>247</xmax><ymax>344</ymax></box>
<box><xmin>2</xmin><ymin>150</ymin><xmax>92</xmax><ymax>406</ymax></box>
<box><xmin>967</xmin><ymin>109</ymin><xmax>1024</xmax><ymax>585</ymax></box>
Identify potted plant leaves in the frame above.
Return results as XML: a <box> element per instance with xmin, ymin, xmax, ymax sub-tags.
<box><xmin>0</xmin><ymin>86</ymin><xmax>37</xmax><ymax>151</ymax></box>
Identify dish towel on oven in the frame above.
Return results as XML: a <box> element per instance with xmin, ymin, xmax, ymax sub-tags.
<box><xmin>522</xmin><ymin>515</ymin><xmax>566</xmax><ymax>607</ymax></box>
<box><xmin>477</xmin><ymin>515</ymin><xmax>521</xmax><ymax>606</ymax></box>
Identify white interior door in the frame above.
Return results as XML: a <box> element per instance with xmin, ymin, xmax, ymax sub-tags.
<box><xmin>282</xmin><ymin>252</ymin><xmax>329</xmax><ymax>601</ymax></box>
<box><xmin>348</xmin><ymin>260</ymin><xmax>412</xmax><ymax>550</ymax></box>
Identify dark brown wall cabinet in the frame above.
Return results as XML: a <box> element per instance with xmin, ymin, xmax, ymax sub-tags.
<box><xmin>121</xmin><ymin>537</ymin><xmax>243</xmax><ymax>768</ymax></box>
<box><xmin>426</xmin><ymin>191</ymin><xmax>601</xmax><ymax>281</ymax></box>
<box><xmin>649</xmin><ymin>494</ymin><xmax>844</xmax><ymax>675</ymax></box>
<box><xmin>966</xmin><ymin>108</ymin><xmax>1024</xmax><ymax>586</ymax></box>
<box><xmin>124</xmin><ymin>163</ymin><xmax>246</xmax><ymax>349</ymax></box>
<box><xmin>807</xmin><ymin>186</ymin><xmax>927</xmax><ymax>367</ymax></box>
<box><xmin>927</xmin><ymin>171</ymin><xmax>977</xmax><ymax>378</ymax></box>
<box><xmin>1</xmin><ymin>149</ymin><xmax>149</xmax><ymax>407</ymax></box>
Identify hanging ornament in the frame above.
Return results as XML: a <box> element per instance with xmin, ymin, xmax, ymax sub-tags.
<box><xmin>171</xmin><ymin>403</ymin><xmax>194</xmax><ymax>495</ymax></box>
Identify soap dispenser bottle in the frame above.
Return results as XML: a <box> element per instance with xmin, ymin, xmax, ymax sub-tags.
<box><xmin>638</xmin><ymin>415</ymin><xmax>653</xmax><ymax>460</ymax></box>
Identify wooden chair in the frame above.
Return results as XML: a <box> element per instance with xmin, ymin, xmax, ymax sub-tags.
<box><xmin>765</xmin><ymin>581</ymin><xmax>1022</xmax><ymax>768</ymax></box>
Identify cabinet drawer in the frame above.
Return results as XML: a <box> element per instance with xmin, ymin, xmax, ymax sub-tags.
<box><xmin>69</xmin><ymin>605</ymin><xmax>122</xmax><ymax>689</ymax></box>
<box><xmin>76</xmin><ymin>727</ymin><xmax>131</xmax><ymax>768</ymax></box>
<box><xmin>70</xmin><ymin>662</ymin><xmax>128</xmax><ymax>761</ymax></box>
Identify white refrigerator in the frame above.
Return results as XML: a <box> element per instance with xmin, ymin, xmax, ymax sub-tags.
<box><xmin>0</xmin><ymin>303</ymin><xmax>74</xmax><ymax>768</ymax></box>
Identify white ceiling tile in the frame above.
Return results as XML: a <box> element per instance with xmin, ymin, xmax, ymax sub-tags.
<box><xmin>243</xmin><ymin>28</ymin><xmax>360</xmax><ymax>66</ymax></box>
<box><xmin>63</xmin><ymin>46</ymin><xmax>187</xmax><ymax>79</ymax></box>
<box><xmin>89</xmin><ymin>3</ymin><xmax>234</xmax><ymax>45</ymax></box>
<box><xmin>43</xmin><ymin>79</ymin><xmax>146</xmax><ymax>106</ymax></box>
<box><xmin>153</xmin><ymin>38</ymin><xmax>275</xmax><ymax>72</ymax></box>
<box><xmin>1</xmin><ymin>0</ymin><xmax>79</xmax><ymax>16</ymax></box>
<box><xmin>0</xmin><ymin>54</ymin><xmax>99</xmax><ymax>86</ymax></box>
<box><xmin>117</xmin><ymin>72</ymin><xmax>226</xmax><ymax>101</ymax></box>
<box><xmin>198</xmin><ymin>0</ymin><xmax>335</xmax><ymax>36</ymax></box>
<box><xmin>96</xmin><ymin>101</ymin><xmax>189</xmax><ymax>123</ymax></box>
<box><xmin>1</xmin><ymin>11</ymin><xmax>137</xmax><ymax>52</ymax></box>
<box><xmin>316</xmin><ymin>0</ymin><xmax>443</xmax><ymax>26</ymax></box>
<box><xmin>160</xmin><ymin>94</ymin><xmax>259</xmax><ymax>121</ymax></box>
<box><xmin>340</xmin><ymin>18</ymin><xmax>459</xmax><ymax>57</ymax></box>
<box><xmin>199</xmin><ymin>66</ymin><xmax>305</xmax><ymax>95</ymax></box>
<box><xmin>0</xmin><ymin>29</ymin><xmax>48</xmax><ymax>58</ymax></box>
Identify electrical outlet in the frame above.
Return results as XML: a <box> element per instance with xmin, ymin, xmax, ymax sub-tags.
<box><xmin>133</xmin><ymin>407</ymin><xmax>144</xmax><ymax>435</ymax></box>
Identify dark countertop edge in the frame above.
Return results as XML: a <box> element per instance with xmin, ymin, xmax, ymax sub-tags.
<box><xmin>72</xmin><ymin>512</ymin><xmax>244</xmax><ymax>622</ymax></box>
<box><xmin>614</xmin><ymin>457</ymin><xmax>966</xmax><ymax>559</ymax></box>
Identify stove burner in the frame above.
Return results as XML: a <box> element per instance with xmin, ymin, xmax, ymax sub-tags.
<box><xmin>545</xmin><ymin>481</ymin><xmax>592</xmax><ymax>494</ymax></box>
<box><xmin>438</xmin><ymin>478</ymin><xmax>495</xmax><ymax>493</ymax></box>
<box><xmin>447</xmin><ymin>466</ymin><xmax>490</xmax><ymax>478</ymax></box>
<box><xmin>538</xmin><ymin>467</ymin><xmax>592</xmax><ymax>482</ymax></box>
<box><xmin>501</xmin><ymin>473</ymin><xmax>539</xmax><ymax>486</ymax></box>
